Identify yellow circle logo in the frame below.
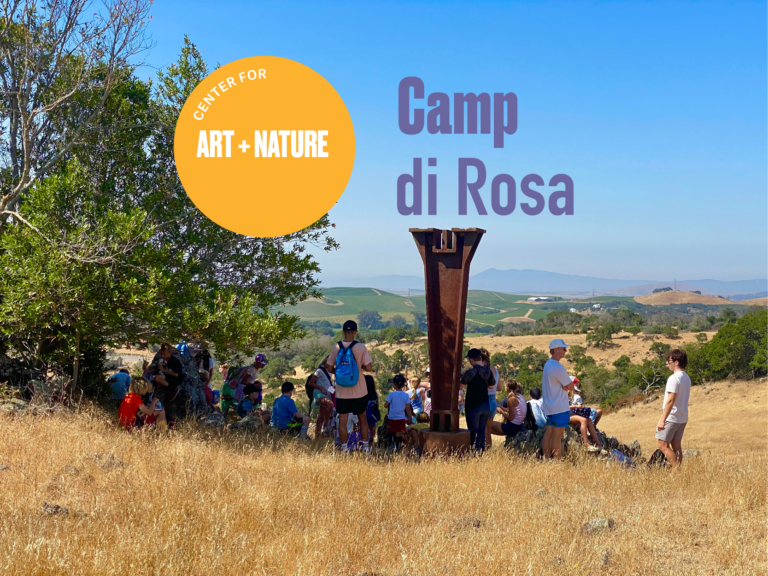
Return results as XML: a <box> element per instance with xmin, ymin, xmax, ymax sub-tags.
<box><xmin>174</xmin><ymin>56</ymin><xmax>355</xmax><ymax>237</ymax></box>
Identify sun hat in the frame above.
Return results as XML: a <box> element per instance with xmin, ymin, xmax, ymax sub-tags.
<box><xmin>548</xmin><ymin>339</ymin><xmax>570</xmax><ymax>349</ymax></box>
<box><xmin>570</xmin><ymin>376</ymin><xmax>581</xmax><ymax>392</ymax></box>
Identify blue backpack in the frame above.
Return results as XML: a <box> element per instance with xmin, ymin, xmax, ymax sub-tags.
<box><xmin>334</xmin><ymin>341</ymin><xmax>359</xmax><ymax>388</ymax></box>
<box><xmin>175</xmin><ymin>341</ymin><xmax>190</xmax><ymax>357</ymax></box>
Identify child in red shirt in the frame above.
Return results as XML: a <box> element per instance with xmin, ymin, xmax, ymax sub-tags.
<box><xmin>119</xmin><ymin>377</ymin><xmax>167</xmax><ymax>431</ymax></box>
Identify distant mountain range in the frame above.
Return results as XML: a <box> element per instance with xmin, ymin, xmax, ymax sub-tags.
<box><xmin>322</xmin><ymin>269</ymin><xmax>768</xmax><ymax>297</ymax></box>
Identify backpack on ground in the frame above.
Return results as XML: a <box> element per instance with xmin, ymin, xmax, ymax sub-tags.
<box><xmin>334</xmin><ymin>341</ymin><xmax>359</xmax><ymax>388</ymax></box>
<box><xmin>648</xmin><ymin>449</ymin><xmax>668</xmax><ymax>468</ymax></box>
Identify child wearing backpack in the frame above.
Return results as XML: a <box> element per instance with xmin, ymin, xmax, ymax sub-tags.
<box><xmin>326</xmin><ymin>320</ymin><xmax>374</xmax><ymax>453</ymax></box>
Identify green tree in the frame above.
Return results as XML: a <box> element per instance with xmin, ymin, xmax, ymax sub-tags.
<box><xmin>357</xmin><ymin>310</ymin><xmax>384</xmax><ymax>330</ymax></box>
<box><xmin>0</xmin><ymin>0</ymin><xmax>152</xmax><ymax>235</ymax></box>
<box><xmin>260</xmin><ymin>357</ymin><xmax>293</xmax><ymax>384</ymax></box>
<box><xmin>412</xmin><ymin>311</ymin><xmax>428</xmax><ymax>331</ymax></box>
<box><xmin>612</xmin><ymin>355</ymin><xmax>631</xmax><ymax>375</ymax></box>
<box><xmin>390</xmin><ymin>315</ymin><xmax>407</xmax><ymax>328</ymax></box>
<box><xmin>0</xmin><ymin>38</ymin><xmax>340</xmax><ymax>395</ymax></box>
<box><xmin>695</xmin><ymin>332</ymin><xmax>708</xmax><ymax>343</ymax></box>
<box><xmin>586</xmin><ymin>326</ymin><xmax>613</xmax><ymax>349</ymax></box>
<box><xmin>649</xmin><ymin>342</ymin><xmax>671</xmax><ymax>358</ymax></box>
<box><xmin>624</xmin><ymin>326</ymin><xmax>643</xmax><ymax>336</ymax></box>
<box><xmin>719</xmin><ymin>308</ymin><xmax>738</xmax><ymax>324</ymax></box>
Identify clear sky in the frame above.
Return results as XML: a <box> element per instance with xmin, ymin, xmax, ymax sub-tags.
<box><xmin>142</xmin><ymin>0</ymin><xmax>767</xmax><ymax>283</ymax></box>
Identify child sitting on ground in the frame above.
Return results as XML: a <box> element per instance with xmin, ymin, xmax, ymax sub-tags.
<box><xmin>237</xmin><ymin>384</ymin><xmax>262</xmax><ymax>418</ymax></box>
<box><xmin>270</xmin><ymin>381</ymin><xmax>310</xmax><ymax>438</ymax></box>
<box><xmin>405</xmin><ymin>411</ymin><xmax>430</xmax><ymax>454</ymax></box>
<box><xmin>119</xmin><ymin>377</ymin><xmax>167</xmax><ymax>431</ymax></box>
<box><xmin>385</xmin><ymin>374</ymin><xmax>413</xmax><ymax>451</ymax></box>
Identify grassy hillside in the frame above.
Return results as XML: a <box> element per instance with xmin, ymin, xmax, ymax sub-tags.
<box><xmin>278</xmin><ymin>287</ymin><xmax>547</xmax><ymax>326</ymax></box>
<box><xmin>0</xmin><ymin>383</ymin><xmax>764</xmax><ymax>575</ymax></box>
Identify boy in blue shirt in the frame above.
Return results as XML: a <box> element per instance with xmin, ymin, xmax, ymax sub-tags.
<box><xmin>270</xmin><ymin>382</ymin><xmax>310</xmax><ymax>438</ymax></box>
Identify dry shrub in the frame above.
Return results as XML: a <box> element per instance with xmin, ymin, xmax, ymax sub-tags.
<box><xmin>0</xmin><ymin>397</ymin><xmax>764</xmax><ymax>576</ymax></box>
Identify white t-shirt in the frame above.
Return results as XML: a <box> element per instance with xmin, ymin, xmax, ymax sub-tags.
<box><xmin>663</xmin><ymin>371</ymin><xmax>691</xmax><ymax>423</ymax></box>
<box><xmin>313</xmin><ymin>367</ymin><xmax>332</xmax><ymax>395</ymax></box>
<box><xmin>570</xmin><ymin>393</ymin><xmax>583</xmax><ymax>406</ymax></box>
<box><xmin>385</xmin><ymin>390</ymin><xmax>410</xmax><ymax>420</ymax></box>
<box><xmin>529</xmin><ymin>398</ymin><xmax>547</xmax><ymax>428</ymax></box>
<box><xmin>541</xmin><ymin>359</ymin><xmax>571</xmax><ymax>416</ymax></box>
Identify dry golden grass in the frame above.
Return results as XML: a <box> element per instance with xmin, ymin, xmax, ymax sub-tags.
<box><xmin>0</xmin><ymin>385</ymin><xmax>765</xmax><ymax>576</ymax></box>
<box><xmin>463</xmin><ymin>331</ymin><xmax>717</xmax><ymax>367</ymax></box>
<box><xmin>634</xmin><ymin>291</ymin><xmax>738</xmax><ymax>306</ymax></box>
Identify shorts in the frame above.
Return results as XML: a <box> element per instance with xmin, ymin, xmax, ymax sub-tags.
<box><xmin>655</xmin><ymin>421</ymin><xmax>687</xmax><ymax>442</ymax></box>
<box><xmin>501</xmin><ymin>421</ymin><xmax>524</xmax><ymax>436</ymax></box>
<box><xmin>488</xmin><ymin>395</ymin><xmax>498</xmax><ymax>416</ymax></box>
<box><xmin>313</xmin><ymin>389</ymin><xmax>330</xmax><ymax>402</ymax></box>
<box><xmin>335</xmin><ymin>396</ymin><xmax>368</xmax><ymax>416</ymax></box>
<box><xmin>387</xmin><ymin>418</ymin><xmax>407</xmax><ymax>434</ymax></box>
<box><xmin>545</xmin><ymin>411</ymin><xmax>570</xmax><ymax>428</ymax></box>
<box><xmin>283</xmin><ymin>416</ymin><xmax>304</xmax><ymax>435</ymax></box>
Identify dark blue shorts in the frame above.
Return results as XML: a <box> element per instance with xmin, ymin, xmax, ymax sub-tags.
<box><xmin>501</xmin><ymin>421</ymin><xmax>524</xmax><ymax>436</ymax></box>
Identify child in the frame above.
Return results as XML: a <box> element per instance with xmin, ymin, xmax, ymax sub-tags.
<box><xmin>270</xmin><ymin>382</ymin><xmax>310</xmax><ymax>439</ymax></box>
<box><xmin>119</xmin><ymin>377</ymin><xmax>167</xmax><ymax>431</ymax></box>
<box><xmin>491</xmin><ymin>380</ymin><xmax>526</xmax><ymax>438</ymax></box>
<box><xmin>408</xmin><ymin>376</ymin><xmax>425</xmax><ymax>416</ymax></box>
<box><xmin>405</xmin><ymin>411</ymin><xmax>430</xmax><ymax>454</ymax></box>
<box><xmin>237</xmin><ymin>384</ymin><xmax>261</xmax><ymax>418</ymax></box>
<box><xmin>199</xmin><ymin>369</ymin><xmax>214</xmax><ymax>407</ymax></box>
<box><xmin>384</xmin><ymin>374</ymin><xmax>413</xmax><ymax>450</ymax></box>
<box><xmin>365</xmin><ymin>374</ymin><xmax>380</xmax><ymax>444</ymax></box>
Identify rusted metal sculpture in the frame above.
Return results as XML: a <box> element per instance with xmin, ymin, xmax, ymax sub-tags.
<box><xmin>410</xmin><ymin>227</ymin><xmax>485</xmax><ymax>454</ymax></box>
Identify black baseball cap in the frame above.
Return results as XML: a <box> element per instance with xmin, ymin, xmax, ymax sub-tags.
<box><xmin>466</xmin><ymin>348</ymin><xmax>482</xmax><ymax>359</ymax></box>
<box><xmin>392</xmin><ymin>374</ymin><xmax>406</xmax><ymax>387</ymax></box>
<box><xmin>343</xmin><ymin>320</ymin><xmax>358</xmax><ymax>331</ymax></box>
<box><xmin>242</xmin><ymin>384</ymin><xmax>258</xmax><ymax>396</ymax></box>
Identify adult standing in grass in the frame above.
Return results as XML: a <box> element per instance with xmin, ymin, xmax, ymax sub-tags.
<box><xmin>460</xmin><ymin>348</ymin><xmax>496</xmax><ymax>453</ymax></box>
<box><xmin>481</xmin><ymin>348</ymin><xmax>500</xmax><ymax>447</ymax></box>
<box><xmin>656</xmin><ymin>349</ymin><xmax>691</xmax><ymax>466</ymax></box>
<box><xmin>541</xmin><ymin>339</ymin><xmax>576</xmax><ymax>460</ymax></box>
<box><xmin>327</xmin><ymin>320</ymin><xmax>374</xmax><ymax>453</ymax></box>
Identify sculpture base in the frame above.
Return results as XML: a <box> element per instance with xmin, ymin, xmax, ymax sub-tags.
<box><xmin>421</xmin><ymin>429</ymin><xmax>471</xmax><ymax>456</ymax></box>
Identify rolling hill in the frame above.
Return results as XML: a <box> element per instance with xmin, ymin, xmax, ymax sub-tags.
<box><xmin>278</xmin><ymin>288</ymin><xmax>550</xmax><ymax>326</ymax></box>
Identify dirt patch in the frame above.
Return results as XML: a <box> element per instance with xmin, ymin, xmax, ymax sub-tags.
<box><xmin>634</xmin><ymin>291</ymin><xmax>735</xmax><ymax>306</ymax></box>
<box><xmin>499</xmin><ymin>316</ymin><xmax>535</xmax><ymax>324</ymax></box>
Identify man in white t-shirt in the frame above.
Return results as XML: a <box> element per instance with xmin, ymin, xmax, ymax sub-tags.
<box><xmin>656</xmin><ymin>349</ymin><xmax>692</xmax><ymax>466</ymax></box>
<box><xmin>541</xmin><ymin>339</ymin><xmax>576</xmax><ymax>460</ymax></box>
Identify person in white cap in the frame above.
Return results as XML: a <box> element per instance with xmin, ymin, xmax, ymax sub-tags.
<box><xmin>541</xmin><ymin>339</ymin><xmax>576</xmax><ymax>460</ymax></box>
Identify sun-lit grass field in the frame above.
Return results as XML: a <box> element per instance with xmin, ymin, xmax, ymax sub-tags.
<box><xmin>0</xmin><ymin>380</ymin><xmax>765</xmax><ymax>575</ymax></box>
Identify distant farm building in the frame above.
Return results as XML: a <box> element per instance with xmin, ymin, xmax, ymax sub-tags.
<box><xmin>527</xmin><ymin>296</ymin><xmax>553</xmax><ymax>302</ymax></box>
<box><xmin>569</xmin><ymin>308</ymin><xmax>578</xmax><ymax>313</ymax></box>
<box><xmin>592</xmin><ymin>303</ymin><xmax>601</xmax><ymax>309</ymax></box>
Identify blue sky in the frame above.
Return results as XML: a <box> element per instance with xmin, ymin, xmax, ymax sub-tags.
<box><xmin>142</xmin><ymin>0</ymin><xmax>767</xmax><ymax>283</ymax></box>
